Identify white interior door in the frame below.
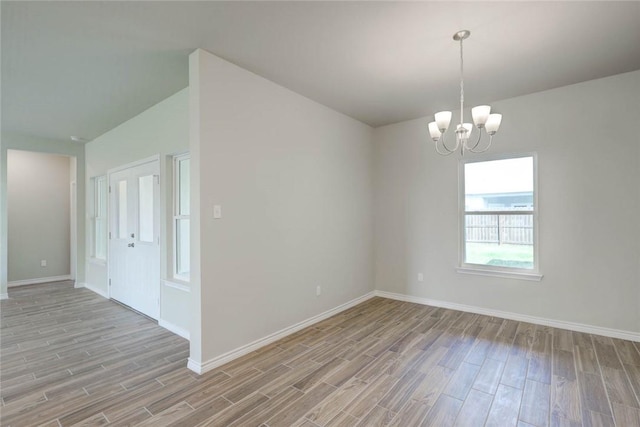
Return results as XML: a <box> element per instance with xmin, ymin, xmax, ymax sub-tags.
<box><xmin>109</xmin><ymin>160</ymin><xmax>160</xmax><ymax>319</ymax></box>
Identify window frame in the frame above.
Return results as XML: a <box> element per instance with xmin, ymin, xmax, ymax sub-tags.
<box><xmin>457</xmin><ymin>152</ymin><xmax>542</xmax><ymax>281</ymax></box>
<box><xmin>172</xmin><ymin>153</ymin><xmax>190</xmax><ymax>283</ymax></box>
<box><xmin>91</xmin><ymin>175</ymin><xmax>108</xmax><ymax>262</ymax></box>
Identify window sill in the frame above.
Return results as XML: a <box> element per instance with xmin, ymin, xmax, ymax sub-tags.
<box><xmin>88</xmin><ymin>258</ymin><xmax>107</xmax><ymax>267</ymax></box>
<box><xmin>456</xmin><ymin>266</ymin><xmax>543</xmax><ymax>282</ymax></box>
<box><xmin>163</xmin><ymin>279</ymin><xmax>190</xmax><ymax>292</ymax></box>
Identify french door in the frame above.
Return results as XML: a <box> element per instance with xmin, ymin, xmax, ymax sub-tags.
<box><xmin>108</xmin><ymin>159</ymin><xmax>160</xmax><ymax>319</ymax></box>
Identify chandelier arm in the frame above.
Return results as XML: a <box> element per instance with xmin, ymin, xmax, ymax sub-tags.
<box><xmin>434</xmin><ymin>140</ymin><xmax>456</xmax><ymax>156</ymax></box>
<box><xmin>467</xmin><ymin>127</ymin><xmax>484</xmax><ymax>151</ymax></box>
<box><xmin>469</xmin><ymin>133</ymin><xmax>493</xmax><ymax>153</ymax></box>
<box><xmin>439</xmin><ymin>132</ymin><xmax>460</xmax><ymax>153</ymax></box>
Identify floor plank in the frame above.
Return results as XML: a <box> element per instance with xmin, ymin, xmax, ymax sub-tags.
<box><xmin>454</xmin><ymin>388</ymin><xmax>493</xmax><ymax>427</ymax></box>
<box><xmin>422</xmin><ymin>394</ymin><xmax>464</xmax><ymax>427</ymax></box>
<box><xmin>2</xmin><ymin>281</ymin><xmax>639</xmax><ymax>426</ymax></box>
<box><xmin>520</xmin><ymin>379</ymin><xmax>550</xmax><ymax>426</ymax></box>
<box><xmin>485</xmin><ymin>383</ymin><xmax>523</xmax><ymax>427</ymax></box>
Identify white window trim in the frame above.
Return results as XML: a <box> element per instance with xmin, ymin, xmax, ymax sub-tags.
<box><xmin>90</xmin><ymin>175</ymin><xmax>107</xmax><ymax>263</ymax></box>
<box><xmin>457</xmin><ymin>152</ymin><xmax>543</xmax><ymax>281</ymax></box>
<box><xmin>173</xmin><ymin>153</ymin><xmax>190</xmax><ymax>283</ymax></box>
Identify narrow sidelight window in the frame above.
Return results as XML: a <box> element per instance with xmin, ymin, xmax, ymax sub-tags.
<box><xmin>92</xmin><ymin>176</ymin><xmax>107</xmax><ymax>260</ymax></box>
<box><xmin>173</xmin><ymin>154</ymin><xmax>190</xmax><ymax>281</ymax></box>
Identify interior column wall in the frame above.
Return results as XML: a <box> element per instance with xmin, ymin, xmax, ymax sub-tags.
<box><xmin>189</xmin><ymin>49</ymin><xmax>374</xmax><ymax>370</ymax></box>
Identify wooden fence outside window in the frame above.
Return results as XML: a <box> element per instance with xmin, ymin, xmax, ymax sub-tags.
<box><xmin>465</xmin><ymin>212</ymin><xmax>533</xmax><ymax>245</ymax></box>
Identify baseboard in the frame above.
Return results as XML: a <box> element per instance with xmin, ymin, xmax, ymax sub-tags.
<box><xmin>375</xmin><ymin>290</ymin><xmax>640</xmax><ymax>342</ymax></box>
<box><xmin>159</xmin><ymin>319</ymin><xmax>190</xmax><ymax>340</ymax></box>
<box><xmin>187</xmin><ymin>358</ymin><xmax>202</xmax><ymax>374</ymax></box>
<box><xmin>78</xmin><ymin>282</ymin><xmax>109</xmax><ymax>299</ymax></box>
<box><xmin>188</xmin><ymin>291</ymin><xmax>376</xmax><ymax>375</ymax></box>
<box><xmin>8</xmin><ymin>275</ymin><xmax>72</xmax><ymax>287</ymax></box>
<box><xmin>0</xmin><ymin>293</ymin><xmax>8</xmax><ymax>300</ymax></box>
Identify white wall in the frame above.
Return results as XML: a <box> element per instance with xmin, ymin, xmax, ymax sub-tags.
<box><xmin>84</xmin><ymin>87</ymin><xmax>190</xmax><ymax>334</ymax></box>
<box><xmin>0</xmin><ymin>133</ymin><xmax>85</xmax><ymax>298</ymax></box>
<box><xmin>189</xmin><ymin>49</ymin><xmax>374</xmax><ymax>368</ymax></box>
<box><xmin>373</xmin><ymin>70</ymin><xmax>640</xmax><ymax>334</ymax></box>
<box><xmin>7</xmin><ymin>150</ymin><xmax>71</xmax><ymax>282</ymax></box>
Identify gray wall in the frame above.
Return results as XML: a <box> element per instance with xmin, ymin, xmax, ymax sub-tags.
<box><xmin>7</xmin><ymin>150</ymin><xmax>71</xmax><ymax>282</ymax></box>
<box><xmin>189</xmin><ymin>49</ymin><xmax>374</xmax><ymax>367</ymax></box>
<box><xmin>373</xmin><ymin>70</ymin><xmax>640</xmax><ymax>333</ymax></box>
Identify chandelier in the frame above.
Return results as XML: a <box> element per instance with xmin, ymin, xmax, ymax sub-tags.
<box><xmin>429</xmin><ymin>30</ymin><xmax>502</xmax><ymax>156</ymax></box>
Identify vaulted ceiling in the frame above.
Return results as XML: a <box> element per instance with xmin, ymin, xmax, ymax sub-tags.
<box><xmin>2</xmin><ymin>1</ymin><xmax>639</xmax><ymax>142</ymax></box>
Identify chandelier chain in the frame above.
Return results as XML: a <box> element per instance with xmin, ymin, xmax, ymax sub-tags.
<box><xmin>459</xmin><ymin>37</ymin><xmax>464</xmax><ymax>126</ymax></box>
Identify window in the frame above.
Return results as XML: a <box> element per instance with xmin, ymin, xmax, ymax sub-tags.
<box><xmin>92</xmin><ymin>176</ymin><xmax>107</xmax><ymax>260</ymax></box>
<box><xmin>459</xmin><ymin>154</ymin><xmax>541</xmax><ymax>280</ymax></box>
<box><xmin>173</xmin><ymin>154</ymin><xmax>190</xmax><ymax>281</ymax></box>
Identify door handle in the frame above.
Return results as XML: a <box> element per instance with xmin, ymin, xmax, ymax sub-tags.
<box><xmin>128</xmin><ymin>243</ymin><xmax>135</xmax><ymax>248</ymax></box>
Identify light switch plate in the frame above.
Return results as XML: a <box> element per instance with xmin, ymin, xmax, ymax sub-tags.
<box><xmin>213</xmin><ymin>204</ymin><xmax>222</xmax><ymax>219</ymax></box>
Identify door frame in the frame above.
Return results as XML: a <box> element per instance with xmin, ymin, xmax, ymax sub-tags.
<box><xmin>70</xmin><ymin>179</ymin><xmax>76</xmax><ymax>281</ymax></box>
<box><xmin>106</xmin><ymin>154</ymin><xmax>161</xmax><ymax>309</ymax></box>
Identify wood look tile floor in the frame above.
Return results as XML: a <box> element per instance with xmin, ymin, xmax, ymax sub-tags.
<box><xmin>2</xmin><ymin>282</ymin><xmax>640</xmax><ymax>426</ymax></box>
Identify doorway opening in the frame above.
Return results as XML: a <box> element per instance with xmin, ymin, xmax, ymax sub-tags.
<box><xmin>6</xmin><ymin>150</ymin><xmax>78</xmax><ymax>287</ymax></box>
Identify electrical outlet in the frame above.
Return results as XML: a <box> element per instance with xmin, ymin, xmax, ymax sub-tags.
<box><xmin>41</xmin><ymin>260</ymin><xmax>47</xmax><ymax>267</ymax></box>
<box><xmin>417</xmin><ymin>273</ymin><xmax>424</xmax><ymax>282</ymax></box>
<box><xmin>316</xmin><ymin>286</ymin><xmax>321</xmax><ymax>296</ymax></box>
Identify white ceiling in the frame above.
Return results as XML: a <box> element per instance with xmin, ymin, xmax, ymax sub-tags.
<box><xmin>2</xmin><ymin>1</ymin><xmax>639</xmax><ymax>142</ymax></box>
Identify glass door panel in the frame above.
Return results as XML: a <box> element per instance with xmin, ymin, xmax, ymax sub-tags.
<box><xmin>138</xmin><ymin>174</ymin><xmax>154</xmax><ymax>243</ymax></box>
<box><xmin>117</xmin><ymin>180</ymin><xmax>127</xmax><ymax>239</ymax></box>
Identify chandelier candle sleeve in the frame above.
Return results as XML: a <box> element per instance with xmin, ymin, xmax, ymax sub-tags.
<box><xmin>429</xmin><ymin>30</ymin><xmax>502</xmax><ymax>156</ymax></box>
